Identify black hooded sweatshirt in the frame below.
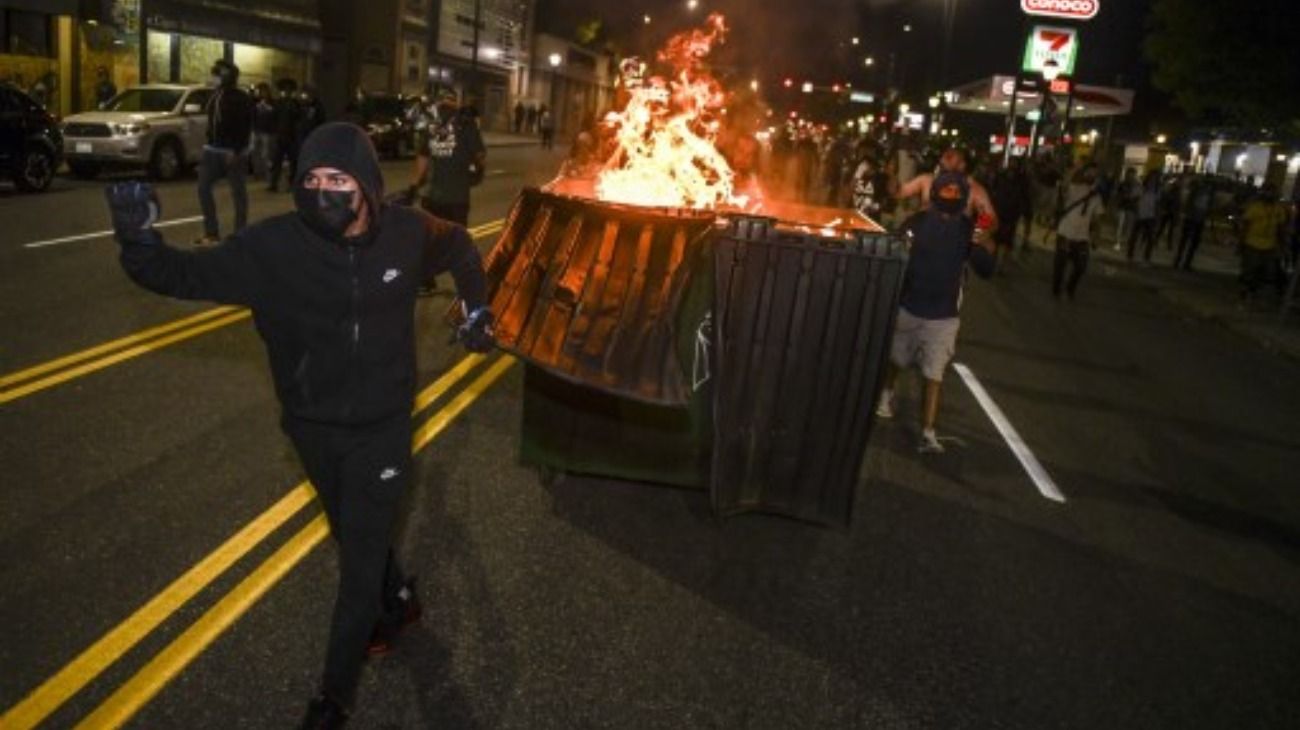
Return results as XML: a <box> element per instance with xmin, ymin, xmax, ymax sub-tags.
<box><xmin>119</xmin><ymin>122</ymin><xmax>488</xmax><ymax>427</ymax></box>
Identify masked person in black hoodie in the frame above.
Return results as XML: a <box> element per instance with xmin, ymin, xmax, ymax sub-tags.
<box><xmin>104</xmin><ymin>122</ymin><xmax>495</xmax><ymax>729</ymax></box>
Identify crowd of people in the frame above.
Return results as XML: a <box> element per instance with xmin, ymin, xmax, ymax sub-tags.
<box><xmin>747</xmin><ymin>123</ymin><xmax>1299</xmax><ymax>308</ymax></box>
<box><xmin>726</xmin><ymin>121</ymin><xmax>1299</xmax><ymax>456</ymax></box>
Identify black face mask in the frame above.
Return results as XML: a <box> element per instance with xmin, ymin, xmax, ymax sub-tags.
<box><xmin>294</xmin><ymin>187</ymin><xmax>360</xmax><ymax>241</ymax></box>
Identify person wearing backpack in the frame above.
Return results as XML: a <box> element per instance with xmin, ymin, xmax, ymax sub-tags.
<box><xmin>1053</xmin><ymin>163</ymin><xmax>1104</xmax><ymax>300</ymax></box>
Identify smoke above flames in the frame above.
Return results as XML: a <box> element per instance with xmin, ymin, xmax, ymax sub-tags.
<box><xmin>594</xmin><ymin>13</ymin><xmax>744</xmax><ymax>210</ymax></box>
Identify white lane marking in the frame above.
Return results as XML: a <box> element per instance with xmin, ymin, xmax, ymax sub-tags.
<box><xmin>22</xmin><ymin>216</ymin><xmax>205</xmax><ymax>250</ymax></box>
<box><xmin>952</xmin><ymin>362</ymin><xmax>1066</xmax><ymax>503</ymax></box>
<box><xmin>487</xmin><ymin>169</ymin><xmax>507</xmax><ymax>175</ymax></box>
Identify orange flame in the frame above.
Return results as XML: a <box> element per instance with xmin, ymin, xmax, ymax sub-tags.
<box><xmin>595</xmin><ymin>13</ymin><xmax>744</xmax><ymax>210</ymax></box>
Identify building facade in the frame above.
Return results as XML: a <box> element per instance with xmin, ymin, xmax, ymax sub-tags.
<box><xmin>430</xmin><ymin>0</ymin><xmax>533</xmax><ymax>131</ymax></box>
<box><xmin>526</xmin><ymin>32</ymin><xmax>614</xmax><ymax>139</ymax></box>
<box><xmin>0</xmin><ymin>0</ymin><xmax>320</xmax><ymax>115</ymax></box>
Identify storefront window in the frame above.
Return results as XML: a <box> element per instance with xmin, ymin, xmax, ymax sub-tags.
<box><xmin>3</xmin><ymin>10</ymin><xmax>53</xmax><ymax>58</ymax></box>
<box><xmin>178</xmin><ymin>35</ymin><xmax>222</xmax><ymax>85</ymax></box>
<box><xmin>146</xmin><ymin>30</ymin><xmax>170</xmax><ymax>83</ymax></box>
<box><xmin>233</xmin><ymin>43</ymin><xmax>309</xmax><ymax>89</ymax></box>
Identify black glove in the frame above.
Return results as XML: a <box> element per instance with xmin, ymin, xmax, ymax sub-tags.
<box><xmin>457</xmin><ymin>307</ymin><xmax>495</xmax><ymax>353</ymax></box>
<box><xmin>104</xmin><ymin>181</ymin><xmax>161</xmax><ymax>246</ymax></box>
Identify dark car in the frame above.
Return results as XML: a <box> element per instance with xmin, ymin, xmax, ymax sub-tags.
<box><xmin>0</xmin><ymin>83</ymin><xmax>62</xmax><ymax>192</ymax></box>
<box><xmin>354</xmin><ymin>94</ymin><xmax>420</xmax><ymax>159</ymax></box>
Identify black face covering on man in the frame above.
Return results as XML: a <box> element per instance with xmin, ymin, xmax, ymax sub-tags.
<box><xmin>294</xmin><ymin>187</ymin><xmax>360</xmax><ymax>241</ymax></box>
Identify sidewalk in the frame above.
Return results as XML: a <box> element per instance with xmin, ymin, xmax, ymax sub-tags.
<box><xmin>483</xmin><ymin>130</ymin><xmax>542</xmax><ymax>148</ymax></box>
<box><xmin>1020</xmin><ymin>218</ymin><xmax>1300</xmax><ymax>363</ymax></box>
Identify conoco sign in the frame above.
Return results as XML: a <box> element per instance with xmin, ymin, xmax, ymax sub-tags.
<box><xmin>1021</xmin><ymin>0</ymin><xmax>1100</xmax><ymax>20</ymax></box>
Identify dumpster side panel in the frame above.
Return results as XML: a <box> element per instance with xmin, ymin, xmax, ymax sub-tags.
<box><xmin>710</xmin><ymin>231</ymin><xmax>906</xmax><ymax>525</ymax></box>
<box><xmin>481</xmin><ymin>189</ymin><xmax>714</xmax><ymax>405</ymax></box>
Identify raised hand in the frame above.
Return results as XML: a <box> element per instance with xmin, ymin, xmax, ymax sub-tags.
<box><xmin>104</xmin><ymin>181</ymin><xmax>161</xmax><ymax>246</ymax></box>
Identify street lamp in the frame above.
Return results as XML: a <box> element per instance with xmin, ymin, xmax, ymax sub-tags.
<box><xmin>851</xmin><ymin>36</ymin><xmax>860</xmax><ymax>45</ymax></box>
<box><xmin>687</xmin><ymin>0</ymin><xmax>699</xmax><ymax>10</ymax></box>
<box><xmin>1155</xmin><ymin>133</ymin><xmax>1168</xmax><ymax>145</ymax></box>
<box><xmin>864</xmin><ymin>56</ymin><xmax>874</xmax><ymax>67</ymax></box>
<box><xmin>750</xmin><ymin>79</ymin><xmax>759</xmax><ymax>92</ymax></box>
<box><xmin>928</xmin><ymin>96</ymin><xmax>940</xmax><ymax>109</ymax></box>
<box><xmin>903</xmin><ymin>23</ymin><xmax>912</xmax><ymax>32</ymax></box>
<box><xmin>801</xmin><ymin>82</ymin><xmax>813</xmax><ymax>93</ymax></box>
<box><xmin>643</xmin><ymin>14</ymin><xmax>651</xmax><ymax>24</ymax></box>
<box><xmin>899</xmin><ymin>103</ymin><xmax>910</xmax><ymax>114</ymax></box>
<box><xmin>547</xmin><ymin>53</ymin><xmax>562</xmax><ymax>124</ymax></box>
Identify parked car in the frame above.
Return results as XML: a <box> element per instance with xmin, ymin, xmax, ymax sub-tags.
<box><xmin>60</xmin><ymin>84</ymin><xmax>211</xmax><ymax>180</ymax></box>
<box><xmin>355</xmin><ymin>94</ymin><xmax>421</xmax><ymax>159</ymax></box>
<box><xmin>0</xmin><ymin>82</ymin><xmax>62</xmax><ymax>192</ymax></box>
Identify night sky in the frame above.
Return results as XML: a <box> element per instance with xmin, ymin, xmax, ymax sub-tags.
<box><xmin>536</xmin><ymin>0</ymin><xmax>1169</xmax><ymax>137</ymax></box>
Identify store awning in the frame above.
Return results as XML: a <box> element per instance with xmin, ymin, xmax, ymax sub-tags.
<box><xmin>4</xmin><ymin>0</ymin><xmax>79</xmax><ymax>14</ymax></box>
<box><xmin>945</xmin><ymin>75</ymin><xmax>1134</xmax><ymax>119</ymax></box>
<box><xmin>147</xmin><ymin>0</ymin><xmax>322</xmax><ymax>55</ymax></box>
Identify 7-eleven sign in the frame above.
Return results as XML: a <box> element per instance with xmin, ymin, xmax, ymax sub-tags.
<box><xmin>1022</xmin><ymin>25</ymin><xmax>1079</xmax><ymax>75</ymax></box>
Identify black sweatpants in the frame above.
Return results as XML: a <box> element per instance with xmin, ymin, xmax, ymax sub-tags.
<box><xmin>420</xmin><ymin>199</ymin><xmax>470</xmax><ymax>226</ymax></box>
<box><xmin>1053</xmin><ymin>236</ymin><xmax>1090</xmax><ymax>298</ymax></box>
<box><xmin>283</xmin><ymin>414</ymin><xmax>411</xmax><ymax>706</ymax></box>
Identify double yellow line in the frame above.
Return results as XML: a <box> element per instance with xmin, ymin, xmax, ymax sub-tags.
<box><xmin>0</xmin><ymin>218</ymin><xmax>504</xmax><ymax>407</ymax></box>
<box><xmin>3</xmin><ymin>352</ymin><xmax>517</xmax><ymax>729</ymax></box>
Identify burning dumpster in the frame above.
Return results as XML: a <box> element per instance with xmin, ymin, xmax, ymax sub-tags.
<box><xmin>467</xmin><ymin>13</ymin><xmax>908</xmax><ymax>525</ymax></box>
<box><xmin>478</xmin><ymin>189</ymin><xmax>906</xmax><ymax>525</ymax></box>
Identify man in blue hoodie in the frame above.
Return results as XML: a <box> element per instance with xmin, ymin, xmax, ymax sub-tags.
<box><xmin>876</xmin><ymin>169</ymin><xmax>996</xmax><ymax>453</ymax></box>
<box><xmin>105</xmin><ymin>122</ymin><xmax>495</xmax><ymax>728</ymax></box>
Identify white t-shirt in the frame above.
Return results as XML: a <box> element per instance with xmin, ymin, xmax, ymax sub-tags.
<box><xmin>1056</xmin><ymin>183</ymin><xmax>1102</xmax><ymax>242</ymax></box>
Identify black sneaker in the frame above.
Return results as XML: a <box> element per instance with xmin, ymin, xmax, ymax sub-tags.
<box><xmin>298</xmin><ymin>694</ymin><xmax>348</xmax><ymax>730</ymax></box>
<box><xmin>366</xmin><ymin>580</ymin><xmax>422</xmax><ymax>656</ymax></box>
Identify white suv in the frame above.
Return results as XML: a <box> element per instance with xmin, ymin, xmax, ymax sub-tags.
<box><xmin>61</xmin><ymin>84</ymin><xmax>211</xmax><ymax>180</ymax></box>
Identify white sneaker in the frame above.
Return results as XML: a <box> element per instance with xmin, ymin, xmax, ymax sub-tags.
<box><xmin>875</xmin><ymin>391</ymin><xmax>894</xmax><ymax>419</ymax></box>
<box><xmin>917</xmin><ymin>429</ymin><xmax>945</xmax><ymax>454</ymax></box>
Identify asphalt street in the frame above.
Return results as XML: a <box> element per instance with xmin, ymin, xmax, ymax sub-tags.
<box><xmin>2</xmin><ymin>151</ymin><xmax>1298</xmax><ymax>729</ymax></box>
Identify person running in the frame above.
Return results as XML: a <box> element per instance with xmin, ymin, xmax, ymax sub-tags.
<box><xmin>194</xmin><ymin>60</ymin><xmax>253</xmax><ymax>246</ymax></box>
<box><xmin>1052</xmin><ymin>163</ymin><xmax>1104</xmax><ymax>300</ymax></box>
<box><xmin>104</xmin><ymin>122</ymin><xmax>495</xmax><ymax>729</ymax></box>
<box><xmin>875</xmin><ymin>170</ymin><xmax>997</xmax><ymax>454</ymax></box>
